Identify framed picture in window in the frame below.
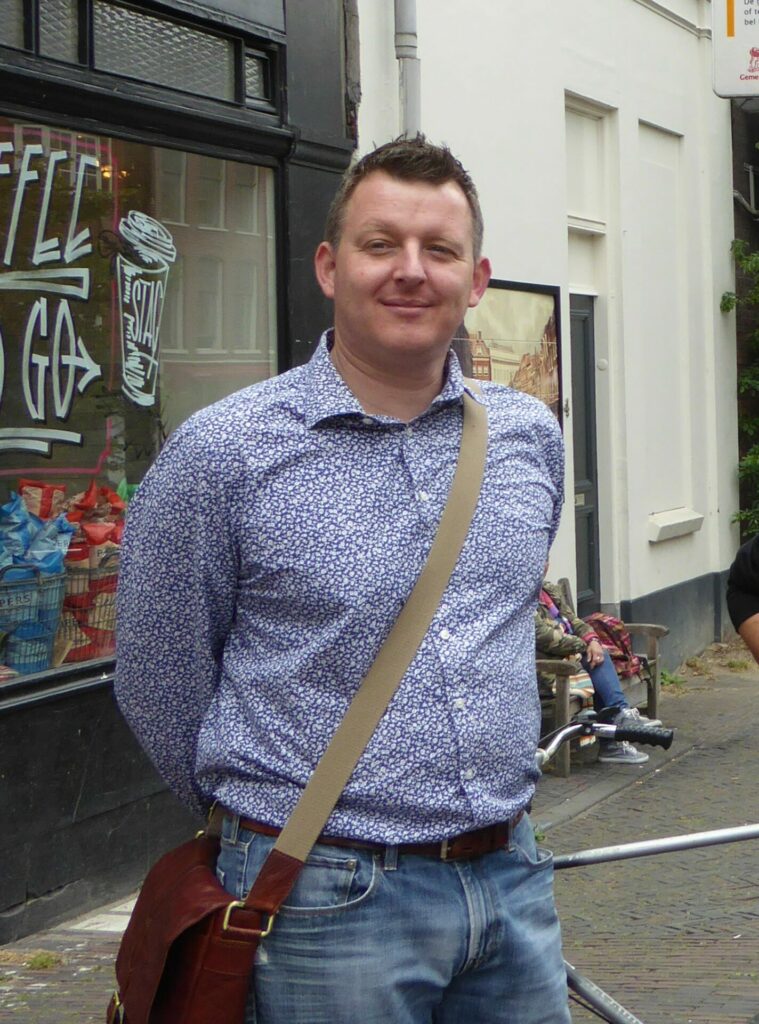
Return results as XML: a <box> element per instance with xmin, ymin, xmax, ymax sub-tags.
<box><xmin>452</xmin><ymin>279</ymin><xmax>562</xmax><ymax>422</ymax></box>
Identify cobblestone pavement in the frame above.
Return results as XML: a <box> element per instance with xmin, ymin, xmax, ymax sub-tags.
<box><xmin>1</xmin><ymin>667</ymin><xmax>758</xmax><ymax>1022</ymax></box>
<box><xmin>537</xmin><ymin>670</ymin><xmax>759</xmax><ymax>1023</ymax></box>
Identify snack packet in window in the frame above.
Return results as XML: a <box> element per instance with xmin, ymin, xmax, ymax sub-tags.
<box><xmin>99</xmin><ymin>486</ymin><xmax>127</xmax><ymax>518</ymax></box>
<box><xmin>71</xmin><ymin>480</ymin><xmax>99</xmax><ymax>513</ymax></box>
<box><xmin>19</xmin><ymin>549</ymin><xmax>64</xmax><ymax>576</ymax></box>
<box><xmin>0</xmin><ymin>493</ymin><xmax>41</xmax><ymax>557</ymax></box>
<box><xmin>0</xmin><ymin>536</ymin><xmax>12</xmax><ymax>573</ymax></box>
<box><xmin>18</xmin><ymin>480</ymin><xmax>66</xmax><ymax>520</ymax></box>
<box><xmin>116</xmin><ymin>478</ymin><xmax>138</xmax><ymax>505</ymax></box>
<box><xmin>81</xmin><ymin>522</ymin><xmax>118</xmax><ymax>571</ymax></box>
<box><xmin>26</xmin><ymin>515</ymin><xmax>77</xmax><ymax>570</ymax></box>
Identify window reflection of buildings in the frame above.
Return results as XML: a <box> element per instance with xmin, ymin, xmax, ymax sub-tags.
<box><xmin>470</xmin><ymin>317</ymin><xmax>560</xmax><ymax>415</ymax></box>
<box><xmin>9</xmin><ymin>124</ymin><xmax>112</xmax><ymax>192</ymax></box>
<box><xmin>153</xmin><ymin>149</ymin><xmax>277</xmax><ymax>432</ymax></box>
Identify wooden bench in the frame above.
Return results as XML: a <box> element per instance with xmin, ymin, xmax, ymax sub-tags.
<box><xmin>537</xmin><ymin>578</ymin><xmax>669</xmax><ymax>777</ymax></box>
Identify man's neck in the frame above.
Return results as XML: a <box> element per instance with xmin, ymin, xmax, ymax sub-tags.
<box><xmin>329</xmin><ymin>343</ymin><xmax>448</xmax><ymax>422</ymax></box>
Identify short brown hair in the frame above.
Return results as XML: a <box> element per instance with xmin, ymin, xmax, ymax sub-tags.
<box><xmin>324</xmin><ymin>134</ymin><xmax>484</xmax><ymax>259</ymax></box>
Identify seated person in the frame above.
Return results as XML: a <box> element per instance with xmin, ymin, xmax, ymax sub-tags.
<box><xmin>536</xmin><ymin>578</ymin><xmax>661</xmax><ymax>765</ymax></box>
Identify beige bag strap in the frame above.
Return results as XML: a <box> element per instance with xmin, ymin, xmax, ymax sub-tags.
<box><xmin>272</xmin><ymin>387</ymin><xmax>487</xmax><ymax>863</ymax></box>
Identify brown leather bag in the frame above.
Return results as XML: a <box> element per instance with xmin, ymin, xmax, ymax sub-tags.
<box><xmin>107</xmin><ymin>390</ymin><xmax>487</xmax><ymax>1024</ymax></box>
<box><xmin>107</xmin><ymin>832</ymin><xmax>299</xmax><ymax>1024</ymax></box>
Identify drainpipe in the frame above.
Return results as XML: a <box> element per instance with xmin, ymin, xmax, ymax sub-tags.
<box><xmin>394</xmin><ymin>0</ymin><xmax>421</xmax><ymax>136</ymax></box>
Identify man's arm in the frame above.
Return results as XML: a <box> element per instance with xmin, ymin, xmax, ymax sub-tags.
<box><xmin>727</xmin><ymin>535</ymin><xmax>759</xmax><ymax>664</ymax></box>
<box><xmin>739</xmin><ymin>613</ymin><xmax>759</xmax><ymax>662</ymax></box>
<box><xmin>115</xmin><ymin>419</ymin><xmax>239</xmax><ymax>816</ymax></box>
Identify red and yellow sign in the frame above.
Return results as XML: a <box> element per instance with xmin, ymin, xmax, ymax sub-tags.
<box><xmin>713</xmin><ymin>0</ymin><xmax>759</xmax><ymax>96</ymax></box>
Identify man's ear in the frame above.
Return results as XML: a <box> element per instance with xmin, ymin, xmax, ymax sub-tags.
<box><xmin>468</xmin><ymin>257</ymin><xmax>492</xmax><ymax>308</ymax></box>
<box><xmin>314</xmin><ymin>241</ymin><xmax>337</xmax><ymax>300</ymax></box>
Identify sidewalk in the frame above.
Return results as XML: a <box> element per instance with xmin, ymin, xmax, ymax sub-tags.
<box><xmin>1</xmin><ymin>653</ymin><xmax>757</xmax><ymax>1022</ymax></box>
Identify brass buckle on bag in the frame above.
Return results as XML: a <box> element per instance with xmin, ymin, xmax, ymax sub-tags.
<box><xmin>222</xmin><ymin>900</ymin><xmax>275</xmax><ymax>937</ymax></box>
<box><xmin>108</xmin><ymin>992</ymin><xmax>125</xmax><ymax>1023</ymax></box>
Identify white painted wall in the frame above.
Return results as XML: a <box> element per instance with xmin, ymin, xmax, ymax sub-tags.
<box><xmin>356</xmin><ymin>0</ymin><xmax>738</xmax><ymax>612</ymax></box>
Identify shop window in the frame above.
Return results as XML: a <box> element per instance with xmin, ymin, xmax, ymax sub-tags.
<box><xmin>0</xmin><ymin>116</ymin><xmax>278</xmax><ymax>684</ymax></box>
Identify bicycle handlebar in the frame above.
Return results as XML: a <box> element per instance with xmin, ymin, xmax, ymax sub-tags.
<box><xmin>535</xmin><ymin>713</ymin><xmax>675</xmax><ymax>769</ymax></box>
<box><xmin>614</xmin><ymin>723</ymin><xmax>673</xmax><ymax>749</ymax></box>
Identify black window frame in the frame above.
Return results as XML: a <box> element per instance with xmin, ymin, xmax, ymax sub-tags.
<box><xmin>4</xmin><ymin>0</ymin><xmax>282</xmax><ymax>116</ymax></box>
<box><xmin>0</xmin><ymin>7</ymin><xmax>293</xmax><ymax>708</ymax></box>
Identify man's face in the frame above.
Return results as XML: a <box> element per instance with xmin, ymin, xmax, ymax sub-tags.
<box><xmin>315</xmin><ymin>171</ymin><xmax>491</xmax><ymax>371</ymax></box>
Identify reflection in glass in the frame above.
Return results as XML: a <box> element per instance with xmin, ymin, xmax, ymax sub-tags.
<box><xmin>0</xmin><ymin>116</ymin><xmax>278</xmax><ymax>681</ymax></box>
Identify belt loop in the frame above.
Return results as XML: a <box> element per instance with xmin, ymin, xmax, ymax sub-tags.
<box><xmin>225</xmin><ymin>812</ymin><xmax>240</xmax><ymax>844</ymax></box>
<box><xmin>383</xmin><ymin>845</ymin><xmax>399</xmax><ymax>871</ymax></box>
<box><xmin>507</xmin><ymin>810</ymin><xmax>524</xmax><ymax>853</ymax></box>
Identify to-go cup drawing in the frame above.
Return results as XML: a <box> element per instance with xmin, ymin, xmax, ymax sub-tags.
<box><xmin>116</xmin><ymin>211</ymin><xmax>177</xmax><ymax>408</ymax></box>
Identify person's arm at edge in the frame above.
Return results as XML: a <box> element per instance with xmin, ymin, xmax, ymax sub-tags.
<box><xmin>114</xmin><ymin>420</ymin><xmax>239</xmax><ymax>817</ymax></box>
<box><xmin>727</xmin><ymin>535</ymin><xmax>759</xmax><ymax>664</ymax></box>
<box><xmin>738</xmin><ymin>613</ymin><xmax>759</xmax><ymax>662</ymax></box>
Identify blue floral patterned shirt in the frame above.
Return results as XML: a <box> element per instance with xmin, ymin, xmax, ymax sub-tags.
<box><xmin>115</xmin><ymin>333</ymin><xmax>564</xmax><ymax>842</ymax></box>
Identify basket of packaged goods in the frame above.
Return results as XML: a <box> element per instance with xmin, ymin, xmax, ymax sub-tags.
<box><xmin>0</xmin><ymin>565</ymin><xmax>66</xmax><ymax>675</ymax></box>
<box><xmin>1</xmin><ymin>480</ymin><xmax>127</xmax><ymax>675</ymax></box>
<box><xmin>57</xmin><ymin>548</ymin><xmax>119</xmax><ymax>662</ymax></box>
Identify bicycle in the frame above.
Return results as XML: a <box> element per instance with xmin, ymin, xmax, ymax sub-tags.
<box><xmin>537</xmin><ymin>710</ymin><xmax>759</xmax><ymax>1023</ymax></box>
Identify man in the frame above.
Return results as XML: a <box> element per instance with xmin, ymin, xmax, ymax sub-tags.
<box><xmin>727</xmin><ymin>534</ymin><xmax>759</xmax><ymax>661</ymax></box>
<box><xmin>115</xmin><ymin>136</ymin><xmax>569</xmax><ymax>1023</ymax></box>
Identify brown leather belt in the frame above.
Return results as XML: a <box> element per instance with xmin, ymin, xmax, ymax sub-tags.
<box><xmin>227</xmin><ymin>810</ymin><xmax>525</xmax><ymax>862</ymax></box>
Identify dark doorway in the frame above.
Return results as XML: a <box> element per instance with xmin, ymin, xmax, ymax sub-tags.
<box><xmin>570</xmin><ymin>294</ymin><xmax>601</xmax><ymax>618</ymax></box>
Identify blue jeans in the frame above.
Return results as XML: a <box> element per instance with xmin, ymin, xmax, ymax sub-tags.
<box><xmin>582</xmin><ymin>649</ymin><xmax>628</xmax><ymax>713</ymax></box>
<box><xmin>216</xmin><ymin>814</ymin><xmax>571</xmax><ymax>1023</ymax></box>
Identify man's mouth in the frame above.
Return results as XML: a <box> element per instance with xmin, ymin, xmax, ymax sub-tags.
<box><xmin>382</xmin><ymin>299</ymin><xmax>432</xmax><ymax>308</ymax></box>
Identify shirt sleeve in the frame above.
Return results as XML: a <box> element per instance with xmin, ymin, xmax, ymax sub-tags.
<box><xmin>726</xmin><ymin>535</ymin><xmax>759</xmax><ymax>631</ymax></box>
<box><xmin>537</xmin><ymin>405</ymin><xmax>565</xmax><ymax>546</ymax></box>
<box><xmin>114</xmin><ymin>418</ymin><xmax>240</xmax><ymax>816</ymax></box>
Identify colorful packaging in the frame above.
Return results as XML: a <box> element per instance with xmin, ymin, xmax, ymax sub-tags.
<box><xmin>18</xmin><ymin>480</ymin><xmax>66</xmax><ymax>520</ymax></box>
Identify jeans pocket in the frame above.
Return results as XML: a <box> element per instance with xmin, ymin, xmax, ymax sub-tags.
<box><xmin>511</xmin><ymin>817</ymin><xmax>554</xmax><ymax>872</ymax></box>
<box><xmin>280</xmin><ymin>847</ymin><xmax>379</xmax><ymax>917</ymax></box>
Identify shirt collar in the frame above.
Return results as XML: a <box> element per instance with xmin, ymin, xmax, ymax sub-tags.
<box><xmin>302</xmin><ymin>330</ymin><xmax>484</xmax><ymax>429</ymax></box>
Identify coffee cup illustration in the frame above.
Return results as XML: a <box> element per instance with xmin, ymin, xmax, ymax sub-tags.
<box><xmin>116</xmin><ymin>211</ymin><xmax>177</xmax><ymax>408</ymax></box>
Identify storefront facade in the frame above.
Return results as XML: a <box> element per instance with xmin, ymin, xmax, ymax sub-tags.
<box><xmin>0</xmin><ymin>0</ymin><xmax>355</xmax><ymax>940</ymax></box>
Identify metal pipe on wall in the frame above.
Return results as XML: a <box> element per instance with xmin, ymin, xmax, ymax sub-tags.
<box><xmin>394</xmin><ymin>0</ymin><xmax>421</xmax><ymax>135</ymax></box>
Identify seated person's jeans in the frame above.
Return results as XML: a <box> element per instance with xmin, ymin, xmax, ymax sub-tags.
<box><xmin>581</xmin><ymin>648</ymin><xmax>628</xmax><ymax>713</ymax></box>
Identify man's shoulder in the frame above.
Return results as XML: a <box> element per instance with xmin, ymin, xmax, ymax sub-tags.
<box><xmin>178</xmin><ymin>363</ymin><xmax>309</xmax><ymax>438</ymax></box>
<box><xmin>478</xmin><ymin>381</ymin><xmax>561</xmax><ymax>432</ymax></box>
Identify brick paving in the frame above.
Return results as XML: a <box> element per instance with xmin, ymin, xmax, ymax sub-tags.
<box><xmin>1</xmin><ymin>666</ymin><xmax>758</xmax><ymax>1022</ymax></box>
<box><xmin>538</xmin><ymin>669</ymin><xmax>759</xmax><ymax>1023</ymax></box>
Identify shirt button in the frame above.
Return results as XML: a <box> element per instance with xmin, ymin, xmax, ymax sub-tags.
<box><xmin>463</xmin><ymin>768</ymin><xmax>475</xmax><ymax>781</ymax></box>
<box><xmin>453</xmin><ymin>698</ymin><xmax>465</xmax><ymax>710</ymax></box>
<box><xmin>361</xmin><ymin>416</ymin><xmax>373</xmax><ymax>425</ymax></box>
<box><xmin>439</xmin><ymin>627</ymin><xmax>451</xmax><ymax>641</ymax></box>
<box><xmin>418</xmin><ymin>490</ymin><xmax>429</xmax><ymax>502</ymax></box>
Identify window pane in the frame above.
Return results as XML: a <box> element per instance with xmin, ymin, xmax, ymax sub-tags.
<box><xmin>0</xmin><ymin>0</ymin><xmax>25</xmax><ymax>49</ymax></box>
<box><xmin>245</xmin><ymin>54</ymin><xmax>267</xmax><ymax>101</ymax></box>
<box><xmin>0</xmin><ymin>117</ymin><xmax>277</xmax><ymax>682</ymax></box>
<box><xmin>39</xmin><ymin>0</ymin><xmax>79</xmax><ymax>64</ymax></box>
<box><xmin>93</xmin><ymin>0</ymin><xmax>235</xmax><ymax>101</ymax></box>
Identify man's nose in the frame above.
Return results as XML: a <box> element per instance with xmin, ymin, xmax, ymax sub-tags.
<box><xmin>393</xmin><ymin>243</ymin><xmax>426</xmax><ymax>285</ymax></box>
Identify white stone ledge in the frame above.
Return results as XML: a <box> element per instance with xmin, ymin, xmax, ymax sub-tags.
<box><xmin>647</xmin><ymin>507</ymin><xmax>704</xmax><ymax>543</ymax></box>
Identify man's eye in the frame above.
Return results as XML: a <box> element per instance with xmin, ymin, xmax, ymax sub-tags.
<box><xmin>428</xmin><ymin>244</ymin><xmax>454</xmax><ymax>257</ymax></box>
<box><xmin>366</xmin><ymin>239</ymin><xmax>393</xmax><ymax>252</ymax></box>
